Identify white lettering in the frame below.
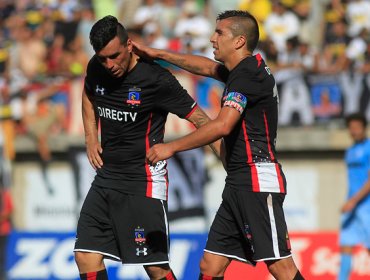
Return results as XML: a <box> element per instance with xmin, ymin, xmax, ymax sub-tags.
<box><xmin>9</xmin><ymin>239</ymin><xmax>56</xmax><ymax>278</ymax></box>
<box><xmin>279</xmin><ymin>78</ymin><xmax>314</xmax><ymax>126</ymax></box>
<box><xmin>130</xmin><ymin>112</ymin><xmax>137</xmax><ymax>122</ymax></box>
<box><xmin>105</xmin><ymin>108</ymin><xmax>111</xmax><ymax>119</ymax></box>
<box><xmin>122</xmin><ymin>111</ymin><xmax>128</xmax><ymax>121</ymax></box>
<box><xmin>50</xmin><ymin>239</ymin><xmax>79</xmax><ymax>278</ymax></box>
<box><xmin>97</xmin><ymin>106</ymin><xmax>137</xmax><ymax>122</ymax></box>
<box><xmin>111</xmin><ymin>109</ymin><xmax>117</xmax><ymax>120</ymax></box>
<box><xmin>117</xmin><ymin>111</ymin><xmax>123</xmax><ymax>121</ymax></box>
<box><xmin>339</xmin><ymin>72</ymin><xmax>363</xmax><ymax>115</ymax></box>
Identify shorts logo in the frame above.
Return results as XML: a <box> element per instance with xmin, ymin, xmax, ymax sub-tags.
<box><xmin>136</xmin><ymin>247</ymin><xmax>148</xmax><ymax>256</ymax></box>
<box><xmin>244</xmin><ymin>224</ymin><xmax>255</xmax><ymax>253</ymax></box>
<box><xmin>286</xmin><ymin>232</ymin><xmax>291</xmax><ymax>250</ymax></box>
<box><xmin>134</xmin><ymin>227</ymin><xmax>146</xmax><ymax>245</ymax></box>
<box><xmin>127</xmin><ymin>87</ymin><xmax>141</xmax><ymax>106</ymax></box>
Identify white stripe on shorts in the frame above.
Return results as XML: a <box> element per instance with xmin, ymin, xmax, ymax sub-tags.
<box><xmin>267</xmin><ymin>194</ymin><xmax>280</xmax><ymax>258</ymax></box>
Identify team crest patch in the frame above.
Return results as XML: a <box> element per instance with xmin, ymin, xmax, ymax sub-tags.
<box><xmin>127</xmin><ymin>87</ymin><xmax>141</xmax><ymax>106</ymax></box>
<box><xmin>134</xmin><ymin>227</ymin><xmax>146</xmax><ymax>245</ymax></box>
<box><xmin>224</xmin><ymin>92</ymin><xmax>247</xmax><ymax>114</ymax></box>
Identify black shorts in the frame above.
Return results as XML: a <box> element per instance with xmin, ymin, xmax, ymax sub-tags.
<box><xmin>74</xmin><ymin>185</ymin><xmax>170</xmax><ymax>265</ymax></box>
<box><xmin>205</xmin><ymin>186</ymin><xmax>292</xmax><ymax>264</ymax></box>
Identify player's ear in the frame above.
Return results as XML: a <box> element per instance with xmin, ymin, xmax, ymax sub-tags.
<box><xmin>235</xmin><ymin>35</ymin><xmax>246</xmax><ymax>50</ymax></box>
<box><xmin>127</xmin><ymin>38</ymin><xmax>133</xmax><ymax>53</ymax></box>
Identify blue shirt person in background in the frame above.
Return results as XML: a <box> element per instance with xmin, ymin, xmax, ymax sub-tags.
<box><xmin>339</xmin><ymin>112</ymin><xmax>370</xmax><ymax>280</ymax></box>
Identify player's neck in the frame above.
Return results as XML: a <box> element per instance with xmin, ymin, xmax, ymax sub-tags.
<box><xmin>225</xmin><ymin>51</ymin><xmax>252</xmax><ymax>71</ymax></box>
<box><xmin>127</xmin><ymin>52</ymin><xmax>140</xmax><ymax>72</ymax></box>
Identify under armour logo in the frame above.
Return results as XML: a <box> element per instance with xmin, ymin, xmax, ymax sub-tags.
<box><xmin>96</xmin><ymin>85</ymin><xmax>105</xmax><ymax>95</ymax></box>
<box><xmin>136</xmin><ymin>248</ymin><xmax>148</xmax><ymax>256</ymax></box>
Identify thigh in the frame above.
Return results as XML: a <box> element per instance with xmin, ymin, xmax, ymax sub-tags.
<box><xmin>205</xmin><ymin>187</ymin><xmax>255</xmax><ymax>265</ymax></box>
<box><xmin>74</xmin><ymin>186</ymin><xmax>120</xmax><ymax>261</ymax></box>
<box><xmin>109</xmin><ymin>192</ymin><xmax>170</xmax><ymax>265</ymax></box>
<box><xmin>233</xmin><ymin>190</ymin><xmax>292</xmax><ymax>262</ymax></box>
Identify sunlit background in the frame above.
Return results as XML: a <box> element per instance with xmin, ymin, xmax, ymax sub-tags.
<box><xmin>0</xmin><ymin>0</ymin><xmax>370</xmax><ymax>279</ymax></box>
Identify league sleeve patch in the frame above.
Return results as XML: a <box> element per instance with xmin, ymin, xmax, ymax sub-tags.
<box><xmin>223</xmin><ymin>92</ymin><xmax>247</xmax><ymax>114</ymax></box>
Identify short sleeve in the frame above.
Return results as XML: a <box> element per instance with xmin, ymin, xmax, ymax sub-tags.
<box><xmin>223</xmin><ymin>75</ymin><xmax>251</xmax><ymax>115</ymax></box>
<box><xmin>156</xmin><ymin>69</ymin><xmax>197</xmax><ymax>119</ymax></box>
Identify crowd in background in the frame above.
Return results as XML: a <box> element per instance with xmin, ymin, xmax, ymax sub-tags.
<box><xmin>0</xmin><ymin>0</ymin><xmax>369</xmax><ymax>218</ymax></box>
<box><xmin>0</xmin><ymin>0</ymin><xmax>369</xmax><ymax>277</ymax></box>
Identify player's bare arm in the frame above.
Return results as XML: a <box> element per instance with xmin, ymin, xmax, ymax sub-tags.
<box><xmin>342</xmin><ymin>175</ymin><xmax>370</xmax><ymax>213</ymax></box>
<box><xmin>186</xmin><ymin>106</ymin><xmax>226</xmax><ymax>165</ymax></box>
<box><xmin>132</xmin><ymin>41</ymin><xmax>224</xmax><ymax>81</ymax></box>
<box><xmin>82</xmin><ymin>89</ymin><xmax>103</xmax><ymax>169</ymax></box>
<box><xmin>146</xmin><ymin>106</ymin><xmax>240</xmax><ymax>165</ymax></box>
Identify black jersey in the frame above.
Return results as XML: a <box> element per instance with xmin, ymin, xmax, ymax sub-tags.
<box><xmin>84</xmin><ymin>56</ymin><xmax>197</xmax><ymax>200</ymax></box>
<box><xmin>219</xmin><ymin>54</ymin><xmax>286</xmax><ymax>193</ymax></box>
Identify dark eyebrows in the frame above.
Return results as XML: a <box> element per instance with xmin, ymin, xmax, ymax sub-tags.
<box><xmin>97</xmin><ymin>52</ymin><xmax>120</xmax><ymax>61</ymax></box>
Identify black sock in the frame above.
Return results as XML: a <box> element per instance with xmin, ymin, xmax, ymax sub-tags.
<box><xmin>80</xmin><ymin>269</ymin><xmax>108</xmax><ymax>280</ymax></box>
<box><xmin>198</xmin><ymin>273</ymin><xmax>224</xmax><ymax>280</ymax></box>
<box><xmin>293</xmin><ymin>270</ymin><xmax>304</xmax><ymax>280</ymax></box>
<box><xmin>159</xmin><ymin>270</ymin><xmax>177</xmax><ymax>280</ymax></box>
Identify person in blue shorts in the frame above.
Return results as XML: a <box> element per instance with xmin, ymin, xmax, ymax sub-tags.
<box><xmin>339</xmin><ymin>112</ymin><xmax>370</xmax><ymax>280</ymax></box>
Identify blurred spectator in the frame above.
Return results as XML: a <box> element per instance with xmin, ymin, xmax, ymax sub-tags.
<box><xmin>264</xmin><ymin>1</ymin><xmax>300</xmax><ymax>51</ymax></box>
<box><xmin>174</xmin><ymin>0</ymin><xmax>211</xmax><ymax>51</ymax></box>
<box><xmin>157</xmin><ymin>0</ymin><xmax>180</xmax><ymax>38</ymax></box>
<box><xmin>12</xmin><ymin>23</ymin><xmax>47</xmax><ymax>81</ymax></box>
<box><xmin>345</xmin><ymin>0</ymin><xmax>370</xmax><ymax>38</ymax></box>
<box><xmin>15</xmin><ymin>82</ymin><xmax>67</xmax><ymax>194</ymax></box>
<box><xmin>60</xmin><ymin>35</ymin><xmax>89</xmax><ymax>78</ymax></box>
<box><xmin>76</xmin><ymin>4</ymin><xmax>95</xmax><ymax>59</ymax></box>
<box><xmin>142</xmin><ymin>21</ymin><xmax>169</xmax><ymax>49</ymax></box>
<box><xmin>316</xmin><ymin>18</ymin><xmax>349</xmax><ymax>74</ymax></box>
<box><xmin>346</xmin><ymin>28</ymin><xmax>369</xmax><ymax>71</ymax></box>
<box><xmin>132</xmin><ymin>0</ymin><xmax>161</xmax><ymax>30</ymax></box>
<box><xmin>239</xmin><ymin>0</ymin><xmax>272</xmax><ymax>41</ymax></box>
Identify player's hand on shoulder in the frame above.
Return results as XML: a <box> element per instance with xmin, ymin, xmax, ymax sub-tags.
<box><xmin>86</xmin><ymin>140</ymin><xmax>103</xmax><ymax>170</ymax></box>
<box><xmin>132</xmin><ymin>41</ymin><xmax>158</xmax><ymax>60</ymax></box>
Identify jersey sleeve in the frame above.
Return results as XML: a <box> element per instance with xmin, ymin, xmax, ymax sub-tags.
<box><xmin>223</xmin><ymin>74</ymin><xmax>250</xmax><ymax>115</ymax></box>
<box><xmin>156</xmin><ymin>69</ymin><xmax>197</xmax><ymax>119</ymax></box>
<box><xmin>84</xmin><ymin>58</ymin><xmax>95</xmax><ymax>97</ymax></box>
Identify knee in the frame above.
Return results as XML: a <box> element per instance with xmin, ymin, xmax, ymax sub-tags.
<box><xmin>199</xmin><ymin>256</ymin><xmax>227</xmax><ymax>276</ymax></box>
<box><xmin>144</xmin><ymin>264</ymin><xmax>170</xmax><ymax>279</ymax></box>
<box><xmin>266</xmin><ymin>258</ymin><xmax>298</xmax><ymax>280</ymax></box>
<box><xmin>74</xmin><ymin>252</ymin><xmax>87</xmax><ymax>267</ymax></box>
<box><xmin>74</xmin><ymin>252</ymin><xmax>104</xmax><ymax>272</ymax></box>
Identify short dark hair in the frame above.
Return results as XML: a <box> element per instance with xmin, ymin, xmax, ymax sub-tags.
<box><xmin>216</xmin><ymin>10</ymin><xmax>259</xmax><ymax>52</ymax></box>
<box><xmin>89</xmin><ymin>15</ymin><xmax>129</xmax><ymax>52</ymax></box>
<box><xmin>345</xmin><ymin>112</ymin><xmax>367</xmax><ymax>128</ymax></box>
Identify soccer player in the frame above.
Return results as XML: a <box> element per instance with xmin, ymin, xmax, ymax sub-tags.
<box><xmin>134</xmin><ymin>10</ymin><xmax>304</xmax><ymax>280</ymax></box>
<box><xmin>338</xmin><ymin>112</ymin><xmax>370</xmax><ymax>280</ymax></box>
<box><xmin>74</xmin><ymin>15</ymin><xmax>221</xmax><ymax>280</ymax></box>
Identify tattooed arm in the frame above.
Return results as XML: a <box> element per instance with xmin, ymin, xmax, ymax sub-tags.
<box><xmin>186</xmin><ymin>107</ymin><xmax>223</xmax><ymax>159</ymax></box>
<box><xmin>132</xmin><ymin>41</ymin><xmax>226</xmax><ymax>81</ymax></box>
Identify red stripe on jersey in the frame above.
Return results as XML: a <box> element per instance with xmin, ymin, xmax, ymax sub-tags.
<box><xmin>145</xmin><ymin>113</ymin><xmax>153</xmax><ymax>197</ymax></box>
<box><xmin>256</xmin><ymin>53</ymin><xmax>262</xmax><ymax>67</ymax></box>
<box><xmin>185</xmin><ymin>104</ymin><xmax>198</xmax><ymax>119</ymax></box>
<box><xmin>242</xmin><ymin>120</ymin><xmax>260</xmax><ymax>192</ymax></box>
<box><xmin>263</xmin><ymin>111</ymin><xmax>275</xmax><ymax>161</ymax></box>
<box><xmin>201</xmin><ymin>275</ymin><xmax>213</xmax><ymax>280</ymax></box>
<box><xmin>86</xmin><ymin>272</ymin><xmax>97</xmax><ymax>280</ymax></box>
<box><xmin>263</xmin><ymin>111</ymin><xmax>285</xmax><ymax>193</ymax></box>
<box><xmin>275</xmin><ymin>163</ymin><xmax>285</xmax><ymax>193</ymax></box>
